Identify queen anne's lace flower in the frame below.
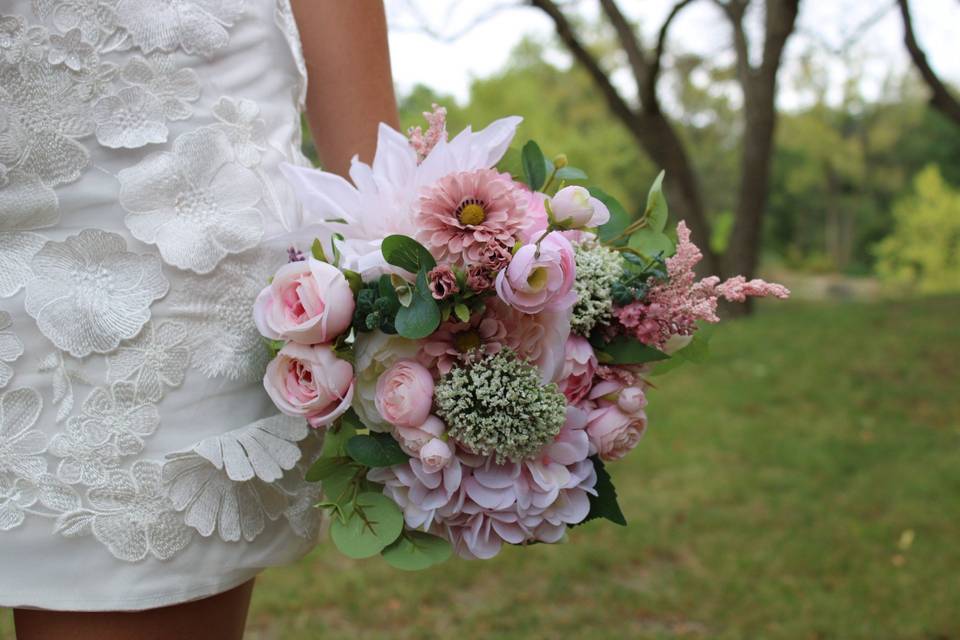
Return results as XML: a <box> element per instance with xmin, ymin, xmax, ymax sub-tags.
<box><xmin>0</xmin><ymin>312</ymin><xmax>24</xmax><ymax>388</ymax></box>
<box><xmin>92</xmin><ymin>85</ymin><xmax>168</xmax><ymax>148</ymax></box>
<box><xmin>87</xmin><ymin>460</ymin><xmax>193</xmax><ymax>561</ymax></box>
<box><xmin>118</xmin><ymin>127</ymin><xmax>263</xmax><ymax>273</ymax></box>
<box><xmin>114</xmin><ymin>0</ymin><xmax>245</xmax><ymax>57</ymax></box>
<box><xmin>24</xmin><ymin>230</ymin><xmax>169</xmax><ymax>357</ymax></box>
<box><xmin>571</xmin><ymin>242</ymin><xmax>622</xmax><ymax>336</ymax></box>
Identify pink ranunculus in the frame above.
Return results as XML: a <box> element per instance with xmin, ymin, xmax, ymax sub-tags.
<box><xmin>495</xmin><ymin>231</ymin><xmax>576</xmax><ymax>314</ymax></box>
<box><xmin>253</xmin><ymin>257</ymin><xmax>355</xmax><ymax>345</ymax></box>
<box><xmin>394</xmin><ymin>415</ymin><xmax>446</xmax><ymax>457</ymax></box>
<box><xmin>520</xmin><ymin>188</ymin><xmax>549</xmax><ymax>242</ymax></box>
<box><xmin>550</xmin><ymin>185</ymin><xmax>610</xmax><ymax>229</ymax></box>
<box><xmin>586</xmin><ymin>403</ymin><xmax>647</xmax><ymax>461</ymax></box>
<box><xmin>557</xmin><ymin>335</ymin><xmax>598</xmax><ymax>404</ymax></box>
<box><xmin>420</xmin><ymin>437</ymin><xmax>453</xmax><ymax>473</ymax></box>
<box><xmin>375</xmin><ymin>359</ymin><xmax>435</xmax><ymax>428</ymax></box>
<box><xmin>263</xmin><ymin>343</ymin><xmax>355</xmax><ymax>428</ymax></box>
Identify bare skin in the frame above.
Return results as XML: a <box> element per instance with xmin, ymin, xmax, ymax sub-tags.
<box><xmin>13</xmin><ymin>2</ymin><xmax>398</xmax><ymax>638</ymax></box>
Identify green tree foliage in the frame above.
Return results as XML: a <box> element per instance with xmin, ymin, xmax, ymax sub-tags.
<box><xmin>875</xmin><ymin>165</ymin><xmax>960</xmax><ymax>293</ymax></box>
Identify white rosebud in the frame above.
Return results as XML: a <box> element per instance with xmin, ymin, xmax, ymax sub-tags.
<box><xmin>550</xmin><ymin>185</ymin><xmax>610</xmax><ymax>229</ymax></box>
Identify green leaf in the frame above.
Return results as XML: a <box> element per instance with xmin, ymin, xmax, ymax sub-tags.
<box><xmin>497</xmin><ymin>146</ymin><xmax>524</xmax><ymax>180</ymax></box>
<box><xmin>582</xmin><ymin>456</ymin><xmax>626</xmax><ymax>526</ymax></box>
<box><xmin>453</xmin><ymin>303</ymin><xmax>470</xmax><ymax>322</ymax></box>
<box><xmin>628</xmin><ymin>228</ymin><xmax>674</xmax><ymax>257</ymax></box>
<box><xmin>321</xmin><ymin>419</ymin><xmax>358</xmax><ymax>459</ymax></box>
<box><xmin>306</xmin><ymin>456</ymin><xmax>351</xmax><ymax>483</ymax></box>
<box><xmin>381</xmin><ymin>235</ymin><xmax>437</xmax><ymax>274</ymax></box>
<box><xmin>395</xmin><ymin>270</ymin><xmax>441</xmax><ymax>339</ymax></box>
<box><xmin>651</xmin><ymin>328</ymin><xmax>713</xmax><ymax>375</ymax></box>
<box><xmin>556</xmin><ymin>166</ymin><xmax>588</xmax><ymax>181</ymax></box>
<box><xmin>346</xmin><ymin>432</ymin><xmax>409</xmax><ymax>468</ymax></box>
<box><xmin>643</xmin><ymin>170</ymin><xmax>669</xmax><ymax>233</ymax></box>
<box><xmin>330</xmin><ymin>492</ymin><xmax>404</xmax><ymax>559</ymax></box>
<box><xmin>343</xmin><ymin>269</ymin><xmax>363</xmax><ymax>295</ymax></box>
<box><xmin>311</xmin><ymin>238</ymin><xmax>327</xmax><ymax>262</ymax></box>
<box><xmin>595</xmin><ymin>335</ymin><xmax>671</xmax><ymax>365</ymax></box>
<box><xmin>382</xmin><ymin>531</ymin><xmax>453</xmax><ymax>571</ymax></box>
<box><xmin>264</xmin><ymin>338</ymin><xmax>285</xmax><ymax>359</ymax></box>
<box><xmin>521</xmin><ymin>140</ymin><xmax>548</xmax><ymax>190</ymax></box>
<box><xmin>320</xmin><ymin>463</ymin><xmax>361</xmax><ymax>505</ymax></box>
<box><xmin>592</xmin><ymin>187</ymin><xmax>631</xmax><ymax>245</ymax></box>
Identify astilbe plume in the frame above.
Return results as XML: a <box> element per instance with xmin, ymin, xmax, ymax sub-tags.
<box><xmin>408</xmin><ymin>103</ymin><xmax>448</xmax><ymax>162</ymax></box>
<box><xmin>614</xmin><ymin>221</ymin><xmax>790</xmax><ymax>348</ymax></box>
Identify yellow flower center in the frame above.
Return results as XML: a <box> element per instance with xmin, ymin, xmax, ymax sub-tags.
<box><xmin>527</xmin><ymin>267</ymin><xmax>549</xmax><ymax>291</ymax></box>
<box><xmin>453</xmin><ymin>330</ymin><xmax>482</xmax><ymax>353</ymax></box>
<box><xmin>457</xmin><ymin>199</ymin><xmax>486</xmax><ymax>226</ymax></box>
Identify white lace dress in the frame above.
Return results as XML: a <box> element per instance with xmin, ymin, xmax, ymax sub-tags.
<box><xmin>0</xmin><ymin>0</ymin><xmax>324</xmax><ymax>611</ymax></box>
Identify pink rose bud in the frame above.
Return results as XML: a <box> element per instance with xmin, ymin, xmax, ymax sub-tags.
<box><xmin>495</xmin><ymin>231</ymin><xmax>576</xmax><ymax>314</ymax></box>
<box><xmin>586</xmin><ymin>404</ymin><xmax>646</xmax><ymax>461</ymax></box>
<box><xmin>558</xmin><ymin>335</ymin><xmax>598</xmax><ymax>404</ymax></box>
<box><xmin>263</xmin><ymin>343</ymin><xmax>355</xmax><ymax>428</ymax></box>
<box><xmin>419</xmin><ymin>437</ymin><xmax>453</xmax><ymax>473</ymax></box>
<box><xmin>550</xmin><ymin>186</ymin><xmax>610</xmax><ymax>229</ymax></box>
<box><xmin>253</xmin><ymin>257</ymin><xmax>355</xmax><ymax>345</ymax></box>
<box><xmin>375</xmin><ymin>359</ymin><xmax>435</xmax><ymax>428</ymax></box>
<box><xmin>617</xmin><ymin>386</ymin><xmax>647</xmax><ymax>416</ymax></box>
<box><xmin>394</xmin><ymin>415</ymin><xmax>446</xmax><ymax>457</ymax></box>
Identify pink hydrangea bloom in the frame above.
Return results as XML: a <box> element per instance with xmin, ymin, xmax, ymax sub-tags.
<box><xmin>614</xmin><ymin>221</ymin><xmax>790</xmax><ymax>348</ymax></box>
<box><xmin>407</xmin><ymin>103</ymin><xmax>447</xmax><ymax>162</ymax></box>
<box><xmin>416</xmin><ymin>168</ymin><xmax>529</xmax><ymax>266</ymax></box>
<box><xmin>369</xmin><ymin>408</ymin><xmax>596</xmax><ymax>559</ymax></box>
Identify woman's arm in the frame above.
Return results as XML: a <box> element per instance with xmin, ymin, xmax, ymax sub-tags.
<box><xmin>291</xmin><ymin>0</ymin><xmax>400</xmax><ymax>177</ymax></box>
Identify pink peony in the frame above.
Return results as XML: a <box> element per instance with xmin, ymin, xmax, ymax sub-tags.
<box><xmin>416</xmin><ymin>168</ymin><xmax>529</xmax><ymax>266</ymax></box>
<box><xmin>549</xmin><ymin>185</ymin><xmax>610</xmax><ymax>229</ymax></box>
<box><xmin>427</xmin><ymin>265</ymin><xmax>459</xmax><ymax>300</ymax></box>
<box><xmin>375</xmin><ymin>360</ymin><xmax>434</xmax><ymax>428</ymax></box>
<box><xmin>263</xmin><ymin>343</ymin><xmax>354</xmax><ymax>428</ymax></box>
<box><xmin>394</xmin><ymin>415</ymin><xmax>446</xmax><ymax>457</ymax></box>
<box><xmin>253</xmin><ymin>258</ymin><xmax>355</xmax><ymax>345</ymax></box>
<box><xmin>586</xmin><ymin>403</ymin><xmax>646</xmax><ymax>461</ymax></box>
<box><xmin>495</xmin><ymin>231</ymin><xmax>576</xmax><ymax>314</ymax></box>
<box><xmin>557</xmin><ymin>336</ymin><xmax>597</xmax><ymax>404</ymax></box>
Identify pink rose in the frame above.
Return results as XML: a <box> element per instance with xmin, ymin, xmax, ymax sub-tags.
<box><xmin>617</xmin><ymin>386</ymin><xmax>647</xmax><ymax>416</ymax></box>
<box><xmin>586</xmin><ymin>403</ymin><xmax>646</xmax><ymax>461</ymax></box>
<box><xmin>254</xmin><ymin>257</ymin><xmax>355</xmax><ymax>345</ymax></box>
<box><xmin>419</xmin><ymin>437</ymin><xmax>453</xmax><ymax>473</ymax></box>
<box><xmin>394</xmin><ymin>415</ymin><xmax>446</xmax><ymax>456</ymax></box>
<box><xmin>495</xmin><ymin>231</ymin><xmax>576</xmax><ymax>314</ymax></box>
<box><xmin>375</xmin><ymin>360</ymin><xmax>434</xmax><ymax>428</ymax></box>
<box><xmin>550</xmin><ymin>186</ymin><xmax>610</xmax><ymax>228</ymax></box>
<box><xmin>557</xmin><ymin>336</ymin><xmax>597</xmax><ymax>404</ymax></box>
<box><xmin>264</xmin><ymin>343</ymin><xmax>355</xmax><ymax>428</ymax></box>
<box><xmin>520</xmin><ymin>189</ymin><xmax>549</xmax><ymax>242</ymax></box>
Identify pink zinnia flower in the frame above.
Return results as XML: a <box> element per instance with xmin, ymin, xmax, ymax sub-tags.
<box><xmin>416</xmin><ymin>168</ymin><xmax>529</xmax><ymax>266</ymax></box>
<box><xmin>417</xmin><ymin>307</ymin><xmax>510</xmax><ymax>376</ymax></box>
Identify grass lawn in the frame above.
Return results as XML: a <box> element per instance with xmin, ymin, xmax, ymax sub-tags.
<box><xmin>3</xmin><ymin>297</ymin><xmax>958</xmax><ymax>639</ymax></box>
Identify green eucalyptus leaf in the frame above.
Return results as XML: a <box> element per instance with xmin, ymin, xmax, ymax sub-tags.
<box><xmin>382</xmin><ymin>531</ymin><xmax>453</xmax><ymax>571</ymax></box>
<box><xmin>381</xmin><ymin>235</ymin><xmax>437</xmax><ymax>273</ymax></box>
<box><xmin>556</xmin><ymin>166</ymin><xmax>588</xmax><ymax>181</ymax></box>
<box><xmin>346</xmin><ymin>433</ymin><xmax>409</xmax><ymax>468</ymax></box>
<box><xmin>521</xmin><ymin>140</ymin><xmax>548</xmax><ymax>190</ymax></box>
<box><xmin>395</xmin><ymin>270</ymin><xmax>441</xmax><ymax>339</ymax></box>
<box><xmin>321</xmin><ymin>419</ymin><xmax>358</xmax><ymax>459</ymax></box>
<box><xmin>305</xmin><ymin>456</ymin><xmax>351</xmax><ymax>483</ymax></box>
<box><xmin>311</xmin><ymin>238</ymin><xmax>327</xmax><ymax>262</ymax></box>
<box><xmin>497</xmin><ymin>146</ymin><xmax>524</xmax><ymax>179</ymax></box>
<box><xmin>644</xmin><ymin>170</ymin><xmax>669</xmax><ymax>233</ymax></box>
<box><xmin>330</xmin><ymin>492</ymin><xmax>404</xmax><ymax>559</ymax></box>
<box><xmin>628</xmin><ymin>228</ymin><xmax>674</xmax><ymax>257</ymax></box>
<box><xmin>592</xmin><ymin>187</ymin><xmax>631</xmax><ymax>245</ymax></box>
<box><xmin>595</xmin><ymin>336</ymin><xmax>670</xmax><ymax>365</ymax></box>
<box><xmin>320</xmin><ymin>464</ymin><xmax>360</xmax><ymax>505</ymax></box>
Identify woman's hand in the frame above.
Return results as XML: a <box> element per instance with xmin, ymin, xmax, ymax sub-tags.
<box><xmin>291</xmin><ymin>0</ymin><xmax>400</xmax><ymax>177</ymax></box>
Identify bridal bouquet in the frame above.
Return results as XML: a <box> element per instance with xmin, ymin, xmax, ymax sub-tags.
<box><xmin>253</xmin><ymin>106</ymin><xmax>789</xmax><ymax>569</ymax></box>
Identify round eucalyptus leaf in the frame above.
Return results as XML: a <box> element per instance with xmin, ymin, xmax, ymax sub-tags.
<box><xmin>330</xmin><ymin>492</ymin><xmax>404</xmax><ymax>559</ymax></box>
<box><xmin>381</xmin><ymin>531</ymin><xmax>453</xmax><ymax>571</ymax></box>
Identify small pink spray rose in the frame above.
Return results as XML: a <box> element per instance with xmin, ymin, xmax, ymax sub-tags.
<box><xmin>586</xmin><ymin>402</ymin><xmax>647</xmax><ymax>461</ymax></box>
<box><xmin>375</xmin><ymin>359</ymin><xmax>435</xmax><ymax>428</ymax></box>
<box><xmin>557</xmin><ymin>335</ymin><xmax>598</xmax><ymax>404</ymax></box>
<box><xmin>394</xmin><ymin>415</ymin><xmax>446</xmax><ymax>457</ymax></box>
<box><xmin>263</xmin><ymin>343</ymin><xmax>355</xmax><ymax>428</ymax></box>
<box><xmin>253</xmin><ymin>258</ymin><xmax>355</xmax><ymax>345</ymax></box>
<box><xmin>549</xmin><ymin>185</ymin><xmax>610</xmax><ymax>229</ymax></box>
